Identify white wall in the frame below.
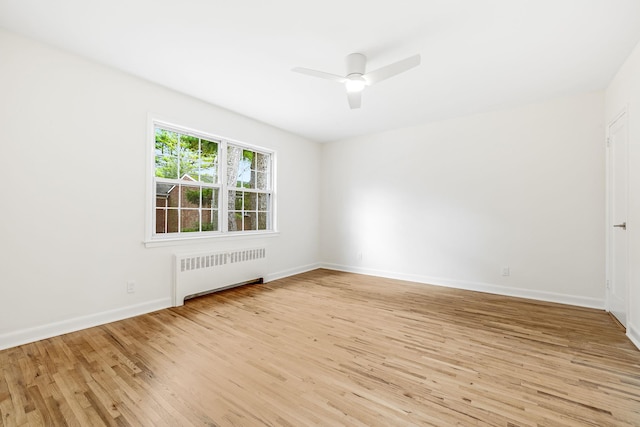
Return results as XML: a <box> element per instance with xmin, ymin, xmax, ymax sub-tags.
<box><xmin>606</xmin><ymin>40</ymin><xmax>640</xmax><ymax>349</ymax></box>
<box><xmin>0</xmin><ymin>29</ymin><xmax>320</xmax><ymax>349</ymax></box>
<box><xmin>320</xmin><ymin>92</ymin><xmax>606</xmax><ymax>308</ymax></box>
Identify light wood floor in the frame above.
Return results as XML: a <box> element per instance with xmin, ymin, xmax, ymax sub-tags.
<box><xmin>1</xmin><ymin>269</ymin><xmax>639</xmax><ymax>426</ymax></box>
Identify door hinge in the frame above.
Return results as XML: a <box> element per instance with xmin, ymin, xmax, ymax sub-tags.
<box><xmin>606</xmin><ymin>279</ymin><xmax>610</xmax><ymax>289</ymax></box>
<box><xmin>606</xmin><ymin>137</ymin><xmax>610</xmax><ymax>147</ymax></box>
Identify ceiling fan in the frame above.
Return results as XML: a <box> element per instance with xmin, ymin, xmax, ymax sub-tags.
<box><xmin>292</xmin><ymin>53</ymin><xmax>421</xmax><ymax>109</ymax></box>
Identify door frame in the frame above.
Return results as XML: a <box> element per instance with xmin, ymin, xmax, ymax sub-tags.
<box><xmin>605</xmin><ymin>107</ymin><xmax>629</xmax><ymax>326</ymax></box>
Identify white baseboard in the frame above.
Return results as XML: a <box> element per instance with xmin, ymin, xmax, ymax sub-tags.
<box><xmin>265</xmin><ymin>262</ymin><xmax>322</xmax><ymax>283</ymax></box>
<box><xmin>0</xmin><ymin>298</ymin><xmax>171</xmax><ymax>351</ymax></box>
<box><xmin>628</xmin><ymin>322</ymin><xmax>640</xmax><ymax>351</ymax></box>
<box><xmin>321</xmin><ymin>263</ymin><xmax>605</xmax><ymax>310</ymax></box>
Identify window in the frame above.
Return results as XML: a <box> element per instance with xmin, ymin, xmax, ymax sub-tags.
<box><xmin>151</xmin><ymin>122</ymin><xmax>274</xmax><ymax>240</ymax></box>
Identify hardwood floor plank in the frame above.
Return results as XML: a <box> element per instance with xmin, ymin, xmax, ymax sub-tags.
<box><xmin>22</xmin><ymin>386</ymin><xmax>44</xmax><ymax>427</ymax></box>
<box><xmin>2</xmin><ymin>360</ymin><xmax>29</xmax><ymax>426</ymax></box>
<box><xmin>2</xmin><ymin>269</ymin><xmax>640</xmax><ymax>426</ymax></box>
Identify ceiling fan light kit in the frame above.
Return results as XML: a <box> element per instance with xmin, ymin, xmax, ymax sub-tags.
<box><xmin>345</xmin><ymin>75</ymin><xmax>367</xmax><ymax>93</ymax></box>
<box><xmin>293</xmin><ymin>52</ymin><xmax>421</xmax><ymax>109</ymax></box>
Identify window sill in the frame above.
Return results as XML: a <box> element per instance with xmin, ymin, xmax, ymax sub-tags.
<box><xmin>143</xmin><ymin>230</ymin><xmax>280</xmax><ymax>248</ymax></box>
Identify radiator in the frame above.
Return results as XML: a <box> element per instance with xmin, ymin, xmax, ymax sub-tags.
<box><xmin>173</xmin><ymin>248</ymin><xmax>267</xmax><ymax>306</ymax></box>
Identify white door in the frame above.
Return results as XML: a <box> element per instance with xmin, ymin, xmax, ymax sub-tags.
<box><xmin>607</xmin><ymin>112</ymin><xmax>629</xmax><ymax>327</ymax></box>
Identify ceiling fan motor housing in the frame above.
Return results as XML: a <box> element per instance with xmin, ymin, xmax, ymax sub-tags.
<box><xmin>346</xmin><ymin>53</ymin><xmax>366</xmax><ymax>76</ymax></box>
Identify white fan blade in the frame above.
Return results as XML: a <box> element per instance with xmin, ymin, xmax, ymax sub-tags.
<box><xmin>292</xmin><ymin>67</ymin><xmax>346</xmax><ymax>84</ymax></box>
<box><xmin>347</xmin><ymin>91</ymin><xmax>362</xmax><ymax>109</ymax></box>
<box><xmin>363</xmin><ymin>54</ymin><xmax>421</xmax><ymax>85</ymax></box>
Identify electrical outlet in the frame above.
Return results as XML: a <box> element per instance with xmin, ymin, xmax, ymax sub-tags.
<box><xmin>127</xmin><ymin>280</ymin><xmax>136</xmax><ymax>293</ymax></box>
<box><xmin>357</xmin><ymin>252</ymin><xmax>363</xmax><ymax>261</ymax></box>
<box><xmin>501</xmin><ymin>267</ymin><xmax>510</xmax><ymax>277</ymax></box>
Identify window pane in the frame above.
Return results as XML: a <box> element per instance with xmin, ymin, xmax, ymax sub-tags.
<box><xmin>180</xmin><ymin>209</ymin><xmax>200</xmax><ymax>232</ymax></box>
<box><xmin>256</xmin><ymin>172</ymin><xmax>267</xmax><ymax>190</ymax></box>
<box><xmin>245</xmin><ymin>150</ymin><xmax>256</xmax><ymax>189</ymax></box>
<box><xmin>249</xmin><ymin>169</ymin><xmax>257</xmax><ymax>189</ymax></box>
<box><xmin>202</xmin><ymin>188</ymin><xmax>217</xmax><ymax>208</ymax></box>
<box><xmin>235</xmin><ymin>150</ymin><xmax>252</xmax><ymax>187</ymax></box>
<box><xmin>256</xmin><ymin>152</ymin><xmax>270</xmax><ymax>189</ymax></box>
<box><xmin>212</xmin><ymin>210</ymin><xmax>219</xmax><ymax>231</ymax></box>
<box><xmin>182</xmin><ymin>184</ymin><xmax>201</xmax><ymax>208</ymax></box>
<box><xmin>226</xmin><ymin>145</ymin><xmax>243</xmax><ymax>187</ymax></box>
<box><xmin>155</xmin><ymin>184</ymin><xmax>171</xmax><ymax>207</ymax></box>
<box><xmin>155</xmin><ymin>208</ymin><xmax>167</xmax><ymax>234</ymax></box>
<box><xmin>256</xmin><ymin>152</ymin><xmax>268</xmax><ymax>173</ymax></box>
<box><xmin>245</xmin><ymin>150</ymin><xmax>256</xmax><ymax>169</ymax></box>
<box><xmin>237</xmin><ymin>157</ymin><xmax>251</xmax><ymax>188</ymax></box>
<box><xmin>258</xmin><ymin>212</ymin><xmax>267</xmax><ymax>230</ymax></box>
<box><xmin>245</xmin><ymin>212</ymin><xmax>257</xmax><ymax>231</ymax></box>
<box><xmin>179</xmin><ymin>135</ymin><xmax>199</xmax><ymax>180</ymax></box>
<box><xmin>166</xmin><ymin>209</ymin><xmax>179</xmax><ymax>233</ymax></box>
<box><xmin>199</xmin><ymin>139</ymin><xmax>218</xmax><ymax>183</ymax></box>
<box><xmin>201</xmin><ymin>209</ymin><xmax>218</xmax><ymax>232</ymax></box>
<box><xmin>228</xmin><ymin>212</ymin><xmax>242</xmax><ymax>232</ymax></box>
<box><xmin>155</xmin><ymin>129</ymin><xmax>179</xmax><ymax>179</ymax></box>
<box><xmin>161</xmin><ymin>184</ymin><xmax>179</xmax><ymax>208</ymax></box>
<box><xmin>258</xmin><ymin>193</ymin><xmax>268</xmax><ymax>211</ymax></box>
<box><xmin>229</xmin><ymin>191</ymin><xmax>244</xmax><ymax>211</ymax></box>
<box><xmin>244</xmin><ymin>192</ymin><xmax>257</xmax><ymax>210</ymax></box>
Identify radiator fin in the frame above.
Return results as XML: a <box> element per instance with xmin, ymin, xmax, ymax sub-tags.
<box><xmin>180</xmin><ymin>248</ymin><xmax>266</xmax><ymax>273</ymax></box>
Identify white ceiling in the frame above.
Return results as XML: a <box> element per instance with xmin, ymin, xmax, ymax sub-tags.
<box><xmin>1</xmin><ymin>1</ymin><xmax>640</xmax><ymax>142</ymax></box>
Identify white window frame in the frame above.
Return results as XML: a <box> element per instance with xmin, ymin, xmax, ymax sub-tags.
<box><xmin>144</xmin><ymin>117</ymin><xmax>278</xmax><ymax>247</ymax></box>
